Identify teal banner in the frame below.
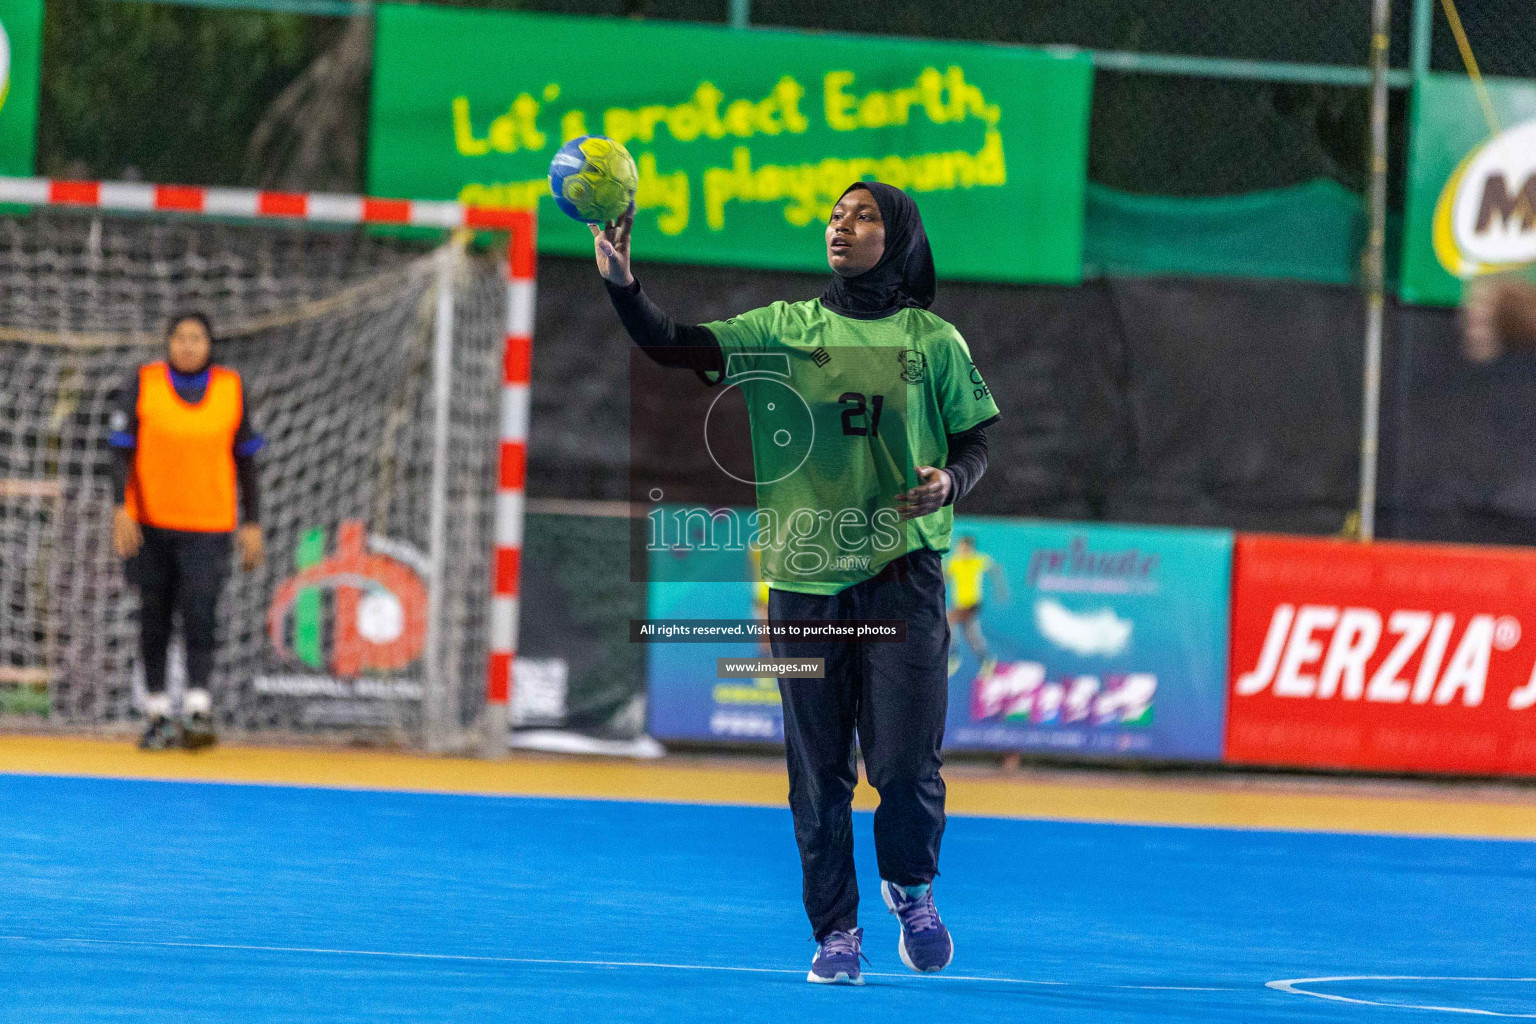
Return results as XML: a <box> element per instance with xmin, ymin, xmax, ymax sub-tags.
<box><xmin>647</xmin><ymin>515</ymin><xmax>1232</xmax><ymax>759</ymax></box>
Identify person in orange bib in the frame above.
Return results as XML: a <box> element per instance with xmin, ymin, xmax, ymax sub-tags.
<box><xmin>109</xmin><ymin>312</ymin><xmax>265</xmax><ymax>751</ymax></box>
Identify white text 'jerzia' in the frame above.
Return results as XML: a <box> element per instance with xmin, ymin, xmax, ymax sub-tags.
<box><xmin>1236</xmin><ymin>604</ymin><xmax>1536</xmax><ymax>710</ymax></box>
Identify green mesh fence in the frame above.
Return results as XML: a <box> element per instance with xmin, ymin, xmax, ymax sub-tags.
<box><xmin>492</xmin><ymin>0</ymin><xmax>1514</xmax><ymax>202</ymax></box>
<box><xmin>751</xmin><ymin>0</ymin><xmax>1412</xmax><ymax>68</ymax></box>
<box><xmin>1090</xmin><ymin>76</ymin><xmax>1383</xmax><ymax>197</ymax></box>
<box><xmin>43</xmin><ymin>0</ymin><xmax>1531</xmax><ymax>203</ymax></box>
<box><xmin>558</xmin><ymin>0</ymin><xmax>1530</xmax><ymax>83</ymax></box>
<box><xmin>1426</xmin><ymin>0</ymin><xmax>1536</xmax><ymax>79</ymax></box>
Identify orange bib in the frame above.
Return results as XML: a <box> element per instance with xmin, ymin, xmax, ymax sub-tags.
<box><xmin>125</xmin><ymin>363</ymin><xmax>243</xmax><ymax>532</ymax></box>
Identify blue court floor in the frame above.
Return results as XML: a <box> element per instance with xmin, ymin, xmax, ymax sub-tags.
<box><xmin>1</xmin><ymin>772</ymin><xmax>1533</xmax><ymax>1021</ymax></box>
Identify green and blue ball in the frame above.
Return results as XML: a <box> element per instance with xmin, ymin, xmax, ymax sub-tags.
<box><xmin>548</xmin><ymin>135</ymin><xmax>639</xmax><ymax>225</ymax></box>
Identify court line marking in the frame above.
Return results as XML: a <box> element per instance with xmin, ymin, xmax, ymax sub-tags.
<box><xmin>0</xmin><ymin>936</ymin><xmax>1236</xmax><ymax>991</ymax></box>
<box><xmin>1269</xmin><ymin>976</ymin><xmax>1536</xmax><ymax>1017</ymax></box>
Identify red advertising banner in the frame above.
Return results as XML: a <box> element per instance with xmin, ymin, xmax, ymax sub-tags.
<box><xmin>1226</xmin><ymin>534</ymin><xmax>1536</xmax><ymax>775</ymax></box>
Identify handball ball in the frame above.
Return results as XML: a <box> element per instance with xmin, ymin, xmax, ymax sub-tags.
<box><xmin>548</xmin><ymin>135</ymin><xmax>639</xmax><ymax>224</ymax></box>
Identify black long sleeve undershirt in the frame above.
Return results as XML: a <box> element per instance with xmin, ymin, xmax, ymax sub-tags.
<box><xmin>605</xmin><ymin>276</ymin><xmax>725</xmax><ymax>381</ymax></box>
<box><xmin>111</xmin><ymin>449</ymin><xmax>263</xmax><ymax>525</ymax></box>
<box><xmin>605</xmin><ymin>274</ymin><xmax>991</xmax><ymax>503</ymax></box>
<box><xmin>941</xmin><ymin>422</ymin><xmax>991</xmax><ymax>506</ymax></box>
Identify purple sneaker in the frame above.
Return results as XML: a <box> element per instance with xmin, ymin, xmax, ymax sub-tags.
<box><xmin>881</xmin><ymin>881</ymin><xmax>954</xmax><ymax>973</ymax></box>
<box><xmin>807</xmin><ymin>927</ymin><xmax>865</xmax><ymax>985</ymax></box>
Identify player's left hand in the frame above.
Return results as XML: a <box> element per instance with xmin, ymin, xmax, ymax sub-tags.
<box><xmin>237</xmin><ymin>524</ymin><xmax>264</xmax><ymax>572</ymax></box>
<box><xmin>590</xmin><ymin>208</ymin><xmax>635</xmax><ymax>288</ymax></box>
<box><xmin>894</xmin><ymin>466</ymin><xmax>952</xmax><ymax>520</ymax></box>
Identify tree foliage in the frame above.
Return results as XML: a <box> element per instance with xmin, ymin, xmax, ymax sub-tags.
<box><xmin>39</xmin><ymin>0</ymin><xmax>340</xmax><ymax>185</ymax></box>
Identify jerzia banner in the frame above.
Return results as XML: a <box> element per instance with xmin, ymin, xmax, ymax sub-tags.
<box><xmin>644</xmin><ymin>511</ymin><xmax>1536</xmax><ymax>774</ymax></box>
<box><xmin>1226</xmin><ymin>535</ymin><xmax>1536</xmax><ymax>775</ymax></box>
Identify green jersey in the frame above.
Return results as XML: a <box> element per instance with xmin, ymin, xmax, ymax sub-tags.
<box><xmin>704</xmin><ymin>298</ymin><xmax>1000</xmax><ymax>595</ymax></box>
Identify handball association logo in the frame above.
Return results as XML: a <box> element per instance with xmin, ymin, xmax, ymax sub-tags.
<box><xmin>267</xmin><ymin>520</ymin><xmax>427</xmax><ymax>675</ymax></box>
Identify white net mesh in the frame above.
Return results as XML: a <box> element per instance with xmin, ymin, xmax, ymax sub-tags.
<box><xmin>0</xmin><ymin>211</ymin><xmax>508</xmax><ymax>746</ymax></box>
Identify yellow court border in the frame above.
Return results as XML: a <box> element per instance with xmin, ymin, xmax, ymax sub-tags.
<box><xmin>2</xmin><ymin>735</ymin><xmax>1534</xmax><ymax>840</ymax></box>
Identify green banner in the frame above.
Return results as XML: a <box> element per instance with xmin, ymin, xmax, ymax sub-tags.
<box><xmin>1402</xmin><ymin>74</ymin><xmax>1536</xmax><ymax>306</ymax></box>
<box><xmin>368</xmin><ymin>7</ymin><xmax>1092</xmax><ymax>283</ymax></box>
<box><xmin>0</xmin><ymin>0</ymin><xmax>41</xmax><ymax>176</ymax></box>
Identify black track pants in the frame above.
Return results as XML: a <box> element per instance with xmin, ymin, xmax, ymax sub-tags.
<box><xmin>769</xmin><ymin>548</ymin><xmax>950</xmax><ymax>940</ymax></box>
<box><xmin>127</xmin><ymin>526</ymin><xmax>232</xmax><ymax>694</ymax></box>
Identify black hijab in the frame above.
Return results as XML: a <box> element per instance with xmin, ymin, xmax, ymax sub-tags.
<box><xmin>820</xmin><ymin>181</ymin><xmax>937</xmax><ymax>320</ymax></box>
<box><xmin>165</xmin><ymin>311</ymin><xmax>215</xmax><ymax>377</ymax></box>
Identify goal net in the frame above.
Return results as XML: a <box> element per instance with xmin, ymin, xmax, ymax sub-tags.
<box><xmin>0</xmin><ymin>206</ymin><xmax>512</xmax><ymax>748</ymax></box>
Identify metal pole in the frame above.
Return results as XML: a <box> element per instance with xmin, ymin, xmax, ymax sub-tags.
<box><xmin>424</xmin><ymin>241</ymin><xmax>460</xmax><ymax>750</ymax></box>
<box><xmin>1410</xmin><ymin>0</ymin><xmax>1434</xmax><ymax>80</ymax></box>
<box><xmin>1091</xmin><ymin>49</ymin><xmax>1411</xmax><ymax>89</ymax></box>
<box><xmin>729</xmin><ymin>0</ymin><xmax>750</xmax><ymax>29</ymax></box>
<box><xmin>1359</xmin><ymin>0</ymin><xmax>1392</xmax><ymax>541</ymax></box>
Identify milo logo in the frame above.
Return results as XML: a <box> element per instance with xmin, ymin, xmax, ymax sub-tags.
<box><xmin>1434</xmin><ymin>118</ymin><xmax>1536</xmax><ymax>278</ymax></box>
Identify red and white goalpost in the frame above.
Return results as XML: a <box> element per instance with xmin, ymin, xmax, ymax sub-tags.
<box><xmin>0</xmin><ymin>176</ymin><xmax>535</xmax><ymax>751</ymax></box>
<box><xmin>491</xmin><ymin>198</ymin><xmax>537</xmax><ymax>750</ymax></box>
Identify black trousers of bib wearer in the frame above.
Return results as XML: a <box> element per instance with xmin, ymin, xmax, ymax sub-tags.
<box><xmin>769</xmin><ymin>548</ymin><xmax>950</xmax><ymax>940</ymax></box>
<box><xmin>127</xmin><ymin>526</ymin><xmax>232</xmax><ymax>694</ymax></box>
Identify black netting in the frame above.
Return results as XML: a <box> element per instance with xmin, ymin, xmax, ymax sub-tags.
<box><xmin>1090</xmin><ymin>76</ymin><xmax>1361</xmax><ymax>195</ymax></box>
<box><xmin>1427</xmin><ymin>0</ymin><xmax>1536</xmax><ymax>79</ymax></box>
<box><xmin>751</xmin><ymin>0</ymin><xmax>1413</xmax><ymax>68</ymax></box>
<box><xmin>42</xmin><ymin>1</ymin><xmax>1458</xmax><ymax>204</ymax></box>
<box><xmin>1088</xmin><ymin>74</ymin><xmax>1412</xmax><ymax>202</ymax></box>
<box><xmin>516</xmin><ymin>511</ymin><xmax>646</xmax><ymax>737</ymax></box>
<box><xmin>529</xmin><ymin>253</ymin><xmax>1536</xmax><ymax>546</ymax></box>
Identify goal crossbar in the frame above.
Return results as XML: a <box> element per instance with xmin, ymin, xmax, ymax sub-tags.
<box><xmin>0</xmin><ymin>176</ymin><xmax>531</xmax><ymax>234</ymax></box>
<box><xmin>0</xmin><ymin>175</ymin><xmax>536</xmax><ymax>750</ymax></box>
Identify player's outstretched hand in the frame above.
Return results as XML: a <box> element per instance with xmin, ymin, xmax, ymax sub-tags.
<box><xmin>894</xmin><ymin>466</ymin><xmax>953</xmax><ymax>520</ymax></box>
<box><xmin>591</xmin><ymin>208</ymin><xmax>635</xmax><ymax>288</ymax></box>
